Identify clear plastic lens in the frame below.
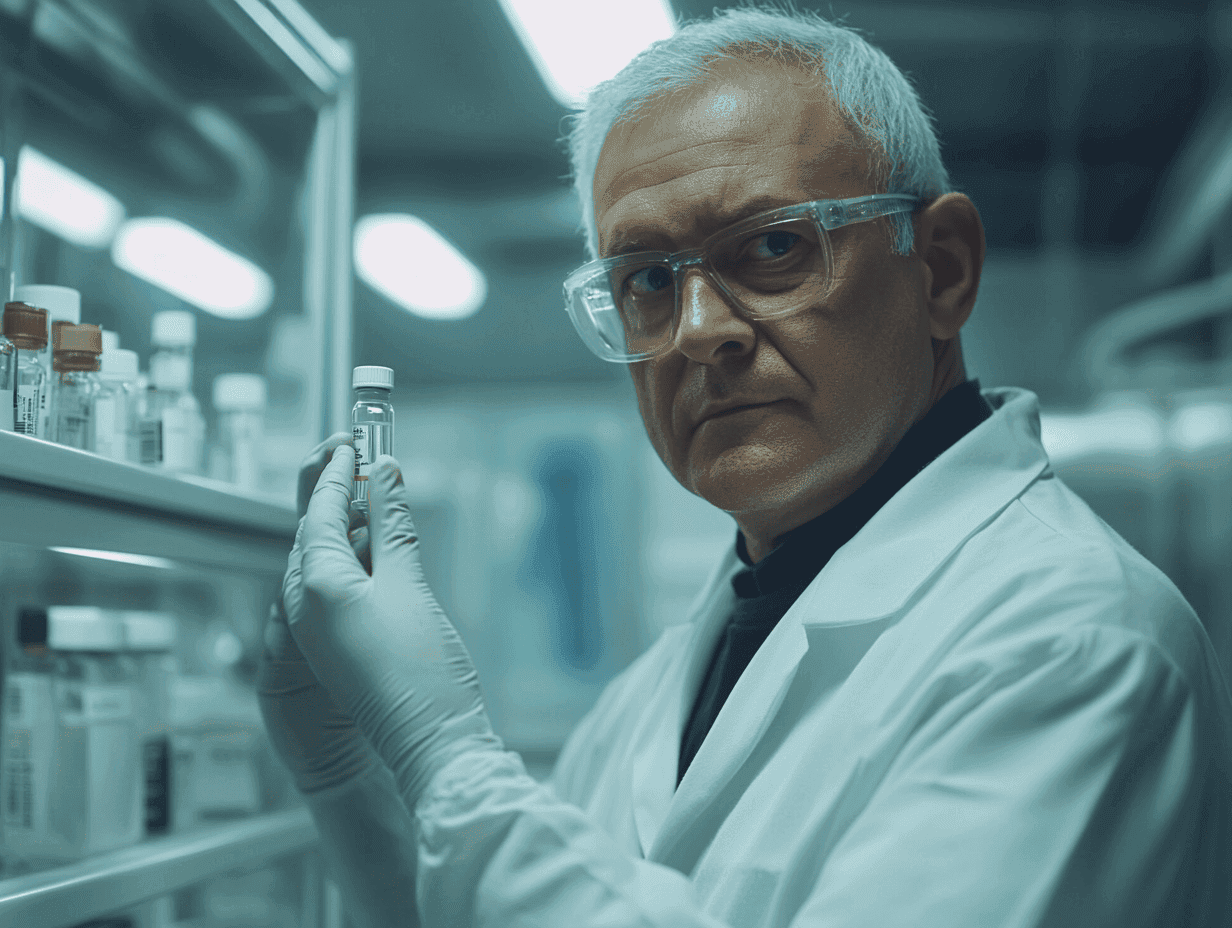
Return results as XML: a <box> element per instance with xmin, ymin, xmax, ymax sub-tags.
<box><xmin>576</xmin><ymin>218</ymin><xmax>828</xmax><ymax>361</ymax></box>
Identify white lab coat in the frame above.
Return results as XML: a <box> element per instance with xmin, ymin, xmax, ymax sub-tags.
<box><xmin>312</xmin><ymin>386</ymin><xmax>1232</xmax><ymax>928</ymax></box>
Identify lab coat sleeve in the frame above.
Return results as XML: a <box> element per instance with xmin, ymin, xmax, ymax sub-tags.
<box><xmin>412</xmin><ymin>750</ymin><xmax>730</xmax><ymax>927</ymax></box>
<box><xmin>791</xmin><ymin>624</ymin><xmax>1211</xmax><ymax>928</ymax></box>
<box><xmin>303</xmin><ymin>762</ymin><xmax>423</xmax><ymax>928</ymax></box>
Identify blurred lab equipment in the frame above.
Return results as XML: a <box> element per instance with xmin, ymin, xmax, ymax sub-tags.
<box><xmin>211</xmin><ymin>374</ymin><xmax>268</xmax><ymax>491</ymax></box>
<box><xmin>139</xmin><ymin>311</ymin><xmax>205</xmax><ymax>476</ymax></box>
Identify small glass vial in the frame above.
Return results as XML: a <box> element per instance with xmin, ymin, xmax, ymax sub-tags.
<box><xmin>2</xmin><ymin>301</ymin><xmax>50</xmax><ymax>437</ymax></box>
<box><xmin>49</xmin><ymin>323</ymin><xmax>103</xmax><ymax>450</ymax></box>
<box><xmin>211</xmin><ymin>373</ymin><xmax>267</xmax><ymax>491</ymax></box>
<box><xmin>351</xmin><ymin>365</ymin><xmax>394</xmax><ymax>515</ymax></box>
<box><xmin>140</xmin><ymin>310</ymin><xmax>204</xmax><ymax>474</ymax></box>
<box><xmin>14</xmin><ymin>284</ymin><xmax>81</xmax><ymax>439</ymax></box>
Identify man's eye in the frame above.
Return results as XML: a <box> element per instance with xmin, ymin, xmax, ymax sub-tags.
<box><xmin>749</xmin><ymin>230</ymin><xmax>801</xmax><ymax>259</ymax></box>
<box><xmin>624</xmin><ymin>264</ymin><xmax>673</xmax><ymax>296</ymax></box>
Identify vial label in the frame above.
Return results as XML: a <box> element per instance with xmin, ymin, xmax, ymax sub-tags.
<box><xmin>14</xmin><ymin>384</ymin><xmax>40</xmax><ymax>435</ymax></box>
<box><xmin>352</xmin><ymin>422</ymin><xmax>391</xmax><ymax>509</ymax></box>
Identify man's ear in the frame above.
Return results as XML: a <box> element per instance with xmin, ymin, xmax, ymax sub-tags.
<box><xmin>914</xmin><ymin>193</ymin><xmax>985</xmax><ymax>341</ymax></box>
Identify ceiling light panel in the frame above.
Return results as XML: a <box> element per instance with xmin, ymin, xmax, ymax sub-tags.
<box><xmin>497</xmin><ymin>0</ymin><xmax>676</xmax><ymax>108</ymax></box>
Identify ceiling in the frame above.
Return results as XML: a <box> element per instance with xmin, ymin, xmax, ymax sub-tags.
<box><xmin>294</xmin><ymin>0</ymin><xmax>1231</xmax><ymax>389</ymax></box>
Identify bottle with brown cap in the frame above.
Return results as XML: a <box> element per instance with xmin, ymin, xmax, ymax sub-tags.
<box><xmin>2</xmin><ymin>302</ymin><xmax>50</xmax><ymax>437</ymax></box>
<box><xmin>50</xmin><ymin>322</ymin><xmax>102</xmax><ymax>450</ymax></box>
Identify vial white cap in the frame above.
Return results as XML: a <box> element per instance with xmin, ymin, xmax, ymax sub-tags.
<box><xmin>353</xmin><ymin>365</ymin><xmax>394</xmax><ymax>390</ymax></box>
<box><xmin>213</xmin><ymin>373</ymin><xmax>267</xmax><ymax>411</ymax></box>
<box><xmin>120</xmin><ymin>611</ymin><xmax>177</xmax><ymax>651</ymax></box>
<box><xmin>101</xmin><ymin>330</ymin><xmax>120</xmax><ymax>353</ymax></box>
<box><xmin>100</xmin><ymin>347</ymin><xmax>139</xmax><ymax>381</ymax></box>
<box><xmin>152</xmin><ymin>310</ymin><xmax>196</xmax><ymax>348</ymax></box>
<box><xmin>14</xmin><ymin>285</ymin><xmax>81</xmax><ymax>324</ymax></box>
<box><xmin>20</xmin><ymin>606</ymin><xmax>126</xmax><ymax>652</ymax></box>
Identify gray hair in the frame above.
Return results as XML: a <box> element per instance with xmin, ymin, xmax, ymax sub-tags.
<box><xmin>564</xmin><ymin>4</ymin><xmax>953</xmax><ymax>260</ymax></box>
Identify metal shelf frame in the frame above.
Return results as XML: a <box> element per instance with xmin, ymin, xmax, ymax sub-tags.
<box><xmin>0</xmin><ymin>809</ymin><xmax>317</xmax><ymax>927</ymax></box>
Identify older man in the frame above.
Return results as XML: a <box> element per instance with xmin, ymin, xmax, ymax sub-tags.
<box><xmin>259</xmin><ymin>7</ymin><xmax>1232</xmax><ymax>928</ymax></box>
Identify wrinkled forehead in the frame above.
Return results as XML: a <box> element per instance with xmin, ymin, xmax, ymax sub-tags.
<box><xmin>592</xmin><ymin>58</ymin><xmax>865</xmax><ymax>228</ymax></box>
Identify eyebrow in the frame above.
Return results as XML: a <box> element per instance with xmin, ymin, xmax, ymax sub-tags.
<box><xmin>605</xmin><ymin>194</ymin><xmax>808</xmax><ymax>257</ymax></box>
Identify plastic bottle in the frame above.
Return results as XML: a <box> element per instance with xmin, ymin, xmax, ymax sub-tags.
<box><xmin>49</xmin><ymin>323</ymin><xmax>103</xmax><ymax>450</ymax></box>
<box><xmin>119</xmin><ymin>612</ymin><xmax>178</xmax><ymax>838</ymax></box>
<box><xmin>14</xmin><ymin>284</ymin><xmax>80</xmax><ymax>439</ymax></box>
<box><xmin>211</xmin><ymin>373</ymin><xmax>267</xmax><ymax>491</ymax></box>
<box><xmin>138</xmin><ymin>310</ymin><xmax>204</xmax><ymax>475</ymax></box>
<box><xmin>351</xmin><ymin>366</ymin><xmax>395</xmax><ymax>515</ymax></box>
<box><xmin>2</xmin><ymin>301</ymin><xmax>50</xmax><ymax>437</ymax></box>
<box><xmin>94</xmin><ymin>348</ymin><xmax>140</xmax><ymax>462</ymax></box>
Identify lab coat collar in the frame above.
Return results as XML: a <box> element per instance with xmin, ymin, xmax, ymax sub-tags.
<box><xmin>633</xmin><ymin>386</ymin><xmax>1052</xmax><ymax>861</ymax></box>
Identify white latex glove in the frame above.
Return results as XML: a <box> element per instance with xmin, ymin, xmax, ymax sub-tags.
<box><xmin>257</xmin><ymin>432</ymin><xmax>379</xmax><ymax>795</ymax></box>
<box><xmin>285</xmin><ymin>445</ymin><xmax>502</xmax><ymax>807</ymax></box>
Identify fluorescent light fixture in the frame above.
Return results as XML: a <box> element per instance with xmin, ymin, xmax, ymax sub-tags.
<box><xmin>15</xmin><ymin>146</ymin><xmax>126</xmax><ymax>248</ymax></box>
<box><xmin>497</xmin><ymin>0</ymin><xmax>676</xmax><ymax>108</ymax></box>
<box><xmin>354</xmin><ymin>214</ymin><xmax>486</xmax><ymax>321</ymax></box>
<box><xmin>112</xmin><ymin>218</ymin><xmax>274</xmax><ymax>319</ymax></box>
<box><xmin>1170</xmin><ymin>401</ymin><xmax>1232</xmax><ymax>452</ymax></box>
<box><xmin>51</xmin><ymin>547</ymin><xmax>178</xmax><ymax>570</ymax></box>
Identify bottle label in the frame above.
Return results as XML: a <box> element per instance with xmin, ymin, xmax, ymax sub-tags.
<box><xmin>57</xmin><ymin>684</ymin><xmax>134</xmax><ymax>726</ymax></box>
<box><xmin>139</xmin><ymin>418</ymin><xmax>163</xmax><ymax>464</ymax></box>
<box><xmin>3</xmin><ymin>674</ymin><xmax>51</xmax><ymax>835</ymax></box>
<box><xmin>14</xmin><ymin>384</ymin><xmax>40</xmax><ymax>435</ymax></box>
<box><xmin>143</xmin><ymin>736</ymin><xmax>170</xmax><ymax>834</ymax></box>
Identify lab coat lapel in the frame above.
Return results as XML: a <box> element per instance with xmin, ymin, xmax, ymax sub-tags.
<box><xmin>652</xmin><ymin>603</ymin><xmax>811</xmax><ymax>867</ymax></box>
<box><xmin>630</xmin><ymin>544</ymin><xmax>742</xmax><ymax>858</ymax></box>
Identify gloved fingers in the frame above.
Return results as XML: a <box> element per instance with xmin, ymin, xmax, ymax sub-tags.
<box><xmin>368</xmin><ymin>454</ymin><xmax>421</xmax><ymax>573</ymax></box>
<box><xmin>301</xmin><ymin>443</ymin><xmax>368</xmax><ymax>596</ymax></box>
<box><xmin>297</xmin><ymin>431</ymin><xmax>353</xmax><ymax>521</ymax></box>
<box><xmin>349</xmin><ymin>524</ymin><xmax>372</xmax><ymax>575</ymax></box>
<box><xmin>282</xmin><ymin>516</ymin><xmax>308</xmax><ymax>627</ymax></box>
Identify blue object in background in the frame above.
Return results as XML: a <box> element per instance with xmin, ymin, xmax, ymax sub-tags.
<box><xmin>520</xmin><ymin>438</ymin><xmax>604</xmax><ymax>674</ymax></box>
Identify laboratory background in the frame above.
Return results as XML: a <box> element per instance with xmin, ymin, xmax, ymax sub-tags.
<box><xmin>0</xmin><ymin>0</ymin><xmax>1228</xmax><ymax>926</ymax></box>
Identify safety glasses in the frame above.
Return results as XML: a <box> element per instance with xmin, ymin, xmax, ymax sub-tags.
<box><xmin>563</xmin><ymin>193</ymin><xmax>921</xmax><ymax>363</ymax></box>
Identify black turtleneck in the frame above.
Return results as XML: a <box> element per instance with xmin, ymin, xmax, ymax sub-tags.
<box><xmin>677</xmin><ymin>380</ymin><xmax>994</xmax><ymax>787</ymax></box>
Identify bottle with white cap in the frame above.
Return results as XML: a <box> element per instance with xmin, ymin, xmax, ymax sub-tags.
<box><xmin>138</xmin><ymin>310</ymin><xmax>204</xmax><ymax>475</ymax></box>
<box><xmin>94</xmin><ymin>347</ymin><xmax>140</xmax><ymax>462</ymax></box>
<box><xmin>211</xmin><ymin>373</ymin><xmax>267</xmax><ymax>491</ymax></box>
<box><xmin>119</xmin><ymin>611</ymin><xmax>178</xmax><ymax>837</ymax></box>
<box><xmin>13</xmin><ymin>284</ymin><xmax>81</xmax><ymax>439</ymax></box>
<box><xmin>351</xmin><ymin>365</ymin><xmax>394</xmax><ymax>515</ymax></box>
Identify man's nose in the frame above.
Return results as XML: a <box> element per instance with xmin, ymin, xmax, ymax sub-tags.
<box><xmin>671</xmin><ymin>268</ymin><xmax>756</xmax><ymax>361</ymax></box>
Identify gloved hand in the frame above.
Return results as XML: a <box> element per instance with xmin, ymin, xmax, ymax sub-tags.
<box><xmin>257</xmin><ymin>432</ymin><xmax>379</xmax><ymax>796</ymax></box>
<box><xmin>284</xmin><ymin>445</ymin><xmax>502</xmax><ymax>808</ymax></box>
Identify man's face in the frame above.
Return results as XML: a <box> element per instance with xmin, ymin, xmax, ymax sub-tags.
<box><xmin>593</xmin><ymin>59</ymin><xmax>940</xmax><ymax>549</ymax></box>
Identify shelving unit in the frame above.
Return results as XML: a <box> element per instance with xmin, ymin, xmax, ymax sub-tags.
<box><xmin>0</xmin><ymin>1</ymin><xmax>355</xmax><ymax>925</ymax></box>
<box><xmin>0</xmin><ymin>810</ymin><xmax>317</xmax><ymax>928</ymax></box>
